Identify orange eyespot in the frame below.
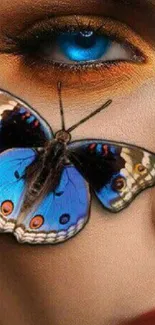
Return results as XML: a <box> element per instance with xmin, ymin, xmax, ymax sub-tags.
<box><xmin>1</xmin><ymin>200</ymin><xmax>14</xmax><ymax>216</ymax></box>
<box><xmin>112</xmin><ymin>176</ymin><xmax>127</xmax><ymax>192</ymax></box>
<box><xmin>29</xmin><ymin>215</ymin><xmax>44</xmax><ymax>229</ymax></box>
<box><xmin>135</xmin><ymin>163</ymin><xmax>147</xmax><ymax>175</ymax></box>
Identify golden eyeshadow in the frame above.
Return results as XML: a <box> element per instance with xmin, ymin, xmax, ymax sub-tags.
<box><xmin>17</xmin><ymin>18</ymin><xmax>155</xmax><ymax>91</ymax></box>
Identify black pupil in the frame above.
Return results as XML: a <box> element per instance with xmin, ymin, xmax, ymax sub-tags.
<box><xmin>75</xmin><ymin>31</ymin><xmax>96</xmax><ymax>49</ymax></box>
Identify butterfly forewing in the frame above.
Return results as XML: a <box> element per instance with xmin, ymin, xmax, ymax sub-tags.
<box><xmin>68</xmin><ymin>140</ymin><xmax>155</xmax><ymax>212</ymax></box>
<box><xmin>0</xmin><ymin>89</ymin><xmax>53</xmax><ymax>150</ymax></box>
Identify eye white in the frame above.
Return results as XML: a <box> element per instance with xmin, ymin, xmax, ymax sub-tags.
<box><xmin>41</xmin><ymin>40</ymin><xmax>134</xmax><ymax>64</ymax></box>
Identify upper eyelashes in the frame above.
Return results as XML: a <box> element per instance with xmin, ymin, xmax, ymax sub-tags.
<box><xmin>2</xmin><ymin>15</ymin><xmax>145</xmax><ymax>71</ymax></box>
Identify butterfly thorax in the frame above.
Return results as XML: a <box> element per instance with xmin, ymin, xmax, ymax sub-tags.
<box><xmin>22</xmin><ymin>130</ymin><xmax>71</xmax><ymax>211</ymax></box>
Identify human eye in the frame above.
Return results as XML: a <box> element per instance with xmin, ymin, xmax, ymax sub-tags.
<box><xmin>3</xmin><ymin>15</ymin><xmax>145</xmax><ymax>67</ymax></box>
<box><xmin>3</xmin><ymin>16</ymin><xmax>144</xmax><ymax>68</ymax></box>
<box><xmin>1</xmin><ymin>15</ymin><xmax>153</xmax><ymax>89</ymax></box>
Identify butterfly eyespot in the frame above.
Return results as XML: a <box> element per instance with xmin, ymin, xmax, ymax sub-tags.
<box><xmin>112</xmin><ymin>177</ymin><xmax>127</xmax><ymax>192</ymax></box>
<box><xmin>89</xmin><ymin>143</ymin><xmax>96</xmax><ymax>151</ymax></box>
<box><xmin>29</xmin><ymin>215</ymin><xmax>44</xmax><ymax>229</ymax></box>
<box><xmin>135</xmin><ymin>163</ymin><xmax>147</xmax><ymax>175</ymax></box>
<box><xmin>59</xmin><ymin>214</ymin><xmax>70</xmax><ymax>225</ymax></box>
<box><xmin>55</xmin><ymin>191</ymin><xmax>64</xmax><ymax>197</ymax></box>
<box><xmin>14</xmin><ymin>171</ymin><xmax>20</xmax><ymax>179</ymax></box>
<box><xmin>1</xmin><ymin>200</ymin><xmax>14</xmax><ymax>216</ymax></box>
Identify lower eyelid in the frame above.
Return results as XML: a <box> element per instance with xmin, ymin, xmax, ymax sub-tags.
<box><xmin>18</xmin><ymin>55</ymin><xmax>149</xmax><ymax>90</ymax></box>
<box><xmin>1</xmin><ymin>39</ymin><xmax>154</xmax><ymax>103</ymax></box>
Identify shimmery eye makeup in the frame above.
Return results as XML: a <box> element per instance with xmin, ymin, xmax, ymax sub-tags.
<box><xmin>2</xmin><ymin>15</ymin><xmax>145</xmax><ymax>72</ymax></box>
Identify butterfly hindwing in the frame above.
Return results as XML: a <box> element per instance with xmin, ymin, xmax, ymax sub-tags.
<box><xmin>0</xmin><ymin>89</ymin><xmax>53</xmax><ymax>151</ymax></box>
<box><xmin>68</xmin><ymin>140</ymin><xmax>155</xmax><ymax>212</ymax></box>
<box><xmin>0</xmin><ymin>148</ymin><xmax>37</xmax><ymax>232</ymax></box>
<box><xmin>0</xmin><ymin>148</ymin><xmax>90</xmax><ymax>244</ymax></box>
<box><xmin>15</xmin><ymin>165</ymin><xmax>90</xmax><ymax>244</ymax></box>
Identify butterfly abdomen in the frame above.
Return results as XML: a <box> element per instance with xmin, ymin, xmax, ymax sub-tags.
<box><xmin>22</xmin><ymin>140</ymin><xmax>66</xmax><ymax>211</ymax></box>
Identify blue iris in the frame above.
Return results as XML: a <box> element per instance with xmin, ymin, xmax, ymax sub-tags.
<box><xmin>57</xmin><ymin>31</ymin><xmax>111</xmax><ymax>62</ymax></box>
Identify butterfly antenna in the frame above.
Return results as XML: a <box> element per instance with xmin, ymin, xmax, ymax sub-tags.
<box><xmin>67</xmin><ymin>99</ymin><xmax>112</xmax><ymax>133</ymax></box>
<box><xmin>57</xmin><ymin>81</ymin><xmax>66</xmax><ymax>130</ymax></box>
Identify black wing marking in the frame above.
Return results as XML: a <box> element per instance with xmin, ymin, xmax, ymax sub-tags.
<box><xmin>0</xmin><ymin>89</ymin><xmax>53</xmax><ymax>151</ymax></box>
<box><xmin>68</xmin><ymin>140</ymin><xmax>155</xmax><ymax>212</ymax></box>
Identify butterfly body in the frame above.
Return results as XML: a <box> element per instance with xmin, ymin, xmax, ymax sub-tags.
<box><xmin>23</xmin><ymin>130</ymin><xmax>72</xmax><ymax>210</ymax></box>
<box><xmin>0</xmin><ymin>89</ymin><xmax>155</xmax><ymax>244</ymax></box>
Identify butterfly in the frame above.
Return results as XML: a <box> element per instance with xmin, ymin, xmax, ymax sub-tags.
<box><xmin>0</xmin><ymin>85</ymin><xmax>155</xmax><ymax>245</ymax></box>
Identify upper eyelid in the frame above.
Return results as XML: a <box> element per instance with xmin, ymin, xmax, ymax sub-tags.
<box><xmin>4</xmin><ymin>15</ymin><xmax>146</xmax><ymax>61</ymax></box>
<box><xmin>4</xmin><ymin>15</ymin><xmax>141</xmax><ymax>44</ymax></box>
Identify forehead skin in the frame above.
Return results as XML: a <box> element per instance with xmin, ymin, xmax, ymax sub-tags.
<box><xmin>0</xmin><ymin>1</ymin><xmax>155</xmax><ymax>325</ymax></box>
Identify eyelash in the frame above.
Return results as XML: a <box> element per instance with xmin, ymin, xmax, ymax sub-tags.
<box><xmin>3</xmin><ymin>15</ymin><xmax>145</xmax><ymax>72</ymax></box>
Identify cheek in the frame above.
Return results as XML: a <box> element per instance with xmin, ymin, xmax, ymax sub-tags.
<box><xmin>151</xmin><ymin>187</ymin><xmax>155</xmax><ymax>229</ymax></box>
<box><xmin>64</xmin><ymin>79</ymin><xmax>155</xmax><ymax>158</ymax></box>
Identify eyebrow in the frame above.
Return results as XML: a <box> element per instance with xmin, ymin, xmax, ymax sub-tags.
<box><xmin>1</xmin><ymin>0</ymin><xmax>154</xmax><ymax>19</ymax></box>
<box><xmin>105</xmin><ymin>0</ymin><xmax>155</xmax><ymax>45</ymax></box>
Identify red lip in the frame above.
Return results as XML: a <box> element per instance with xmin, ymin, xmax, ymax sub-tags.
<box><xmin>122</xmin><ymin>310</ymin><xmax>155</xmax><ymax>325</ymax></box>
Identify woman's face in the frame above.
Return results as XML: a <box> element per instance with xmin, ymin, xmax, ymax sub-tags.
<box><xmin>0</xmin><ymin>1</ymin><xmax>155</xmax><ymax>325</ymax></box>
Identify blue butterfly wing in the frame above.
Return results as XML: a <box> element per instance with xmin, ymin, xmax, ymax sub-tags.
<box><xmin>68</xmin><ymin>140</ymin><xmax>155</xmax><ymax>212</ymax></box>
<box><xmin>15</xmin><ymin>166</ymin><xmax>90</xmax><ymax>244</ymax></box>
<box><xmin>0</xmin><ymin>148</ymin><xmax>90</xmax><ymax>244</ymax></box>
<box><xmin>0</xmin><ymin>148</ymin><xmax>37</xmax><ymax>232</ymax></box>
<box><xmin>0</xmin><ymin>89</ymin><xmax>53</xmax><ymax>151</ymax></box>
